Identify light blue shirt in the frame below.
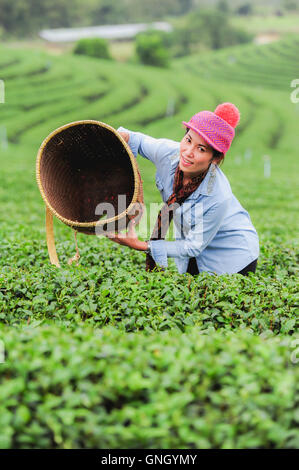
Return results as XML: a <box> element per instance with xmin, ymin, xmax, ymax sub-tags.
<box><xmin>118</xmin><ymin>127</ymin><xmax>259</xmax><ymax>275</ymax></box>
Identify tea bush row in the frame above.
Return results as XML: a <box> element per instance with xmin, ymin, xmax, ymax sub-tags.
<box><xmin>0</xmin><ymin>235</ymin><xmax>297</xmax><ymax>335</ymax></box>
<box><xmin>177</xmin><ymin>35</ymin><xmax>299</xmax><ymax>90</ymax></box>
<box><xmin>0</xmin><ymin>325</ymin><xmax>298</xmax><ymax>449</ymax></box>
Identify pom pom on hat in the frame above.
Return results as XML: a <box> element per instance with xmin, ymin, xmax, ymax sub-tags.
<box><xmin>214</xmin><ymin>102</ymin><xmax>240</xmax><ymax>128</ymax></box>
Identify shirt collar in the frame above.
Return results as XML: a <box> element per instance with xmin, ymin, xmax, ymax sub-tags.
<box><xmin>170</xmin><ymin>158</ymin><xmax>216</xmax><ymax>199</ymax></box>
<box><xmin>188</xmin><ymin>163</ymin><xmax>217</xmax><ymax>199</ymax></box>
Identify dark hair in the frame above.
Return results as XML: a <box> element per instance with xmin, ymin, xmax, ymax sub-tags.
<box><xmin>184</xmin><ymin>128</ymin><xmax>224</xmax><ymax>165</ymax></box>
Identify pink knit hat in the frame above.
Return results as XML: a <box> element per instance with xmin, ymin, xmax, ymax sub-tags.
<box><xmin>182</xmin><ymin>103</ymin><xmax>240</xmax><ymax>154</ymax></box>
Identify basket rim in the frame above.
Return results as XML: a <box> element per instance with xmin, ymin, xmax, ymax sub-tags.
<box><xmin>36</xmin><ymin>120</ymin><xmax>141</xmax><ymax>228</ymax></box>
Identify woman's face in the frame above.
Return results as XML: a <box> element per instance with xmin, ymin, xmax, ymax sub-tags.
<box><xmin>179</xmin><ymin>129</ymin><xmax>216</xmax><ymax>177</ymax></box>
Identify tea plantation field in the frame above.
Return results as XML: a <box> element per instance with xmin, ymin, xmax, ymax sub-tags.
<box><xmin>0</xmin><ymin>35</ymin><xmax>298</xmax><ymax>448</ymax></box>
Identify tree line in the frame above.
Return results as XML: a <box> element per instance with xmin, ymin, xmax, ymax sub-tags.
<box><xmin>73</xmin><ymin>6</ymin><xmax>254</xmax><ymax>67</ymax></box>
<box><xmin>0</xmin><ymin>0</ymin><xmax>193</xmax><ymax>37</ymax></box>
<box><xmin>0</xmin><ymin>0</ymin><xmax>295</xmax><ymax>38</ymax></box>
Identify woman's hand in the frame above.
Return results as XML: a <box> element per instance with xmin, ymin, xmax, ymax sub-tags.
<box><xmin>105</xmin><ymin>220</ymin><xmax>148</xmax><ymax>251</ymax></box>
<box><xmin>119</xmin><ymin>131</ymin><xmax>129</xmax><ymax>143</ymax></box>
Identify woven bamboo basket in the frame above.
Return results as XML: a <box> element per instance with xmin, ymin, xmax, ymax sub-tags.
<box><xmin>36</xmin><ymin>120</ymin><xmax>144</xmax><ymax>267</ymax></box>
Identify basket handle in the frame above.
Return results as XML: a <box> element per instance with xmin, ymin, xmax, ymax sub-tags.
<box><xmin>46</xmin><ymin>205</ymin><xmax>60</xmax><ymax>267</ymax></box>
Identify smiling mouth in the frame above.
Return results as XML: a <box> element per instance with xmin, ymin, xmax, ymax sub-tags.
<box><xmin>181</xmin><ymin>156</ymin><xmax>193</xmax><ymax>166</ymax></box>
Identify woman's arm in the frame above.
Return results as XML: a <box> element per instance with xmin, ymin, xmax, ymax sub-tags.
<box><xmin>107</xmin><ymin>127</ymin><xmax>178</xmax><ymax>253</ymax></box>
<box><xmin>107</xmin><ymin>127</ymin><xmax>177</xmax><ymax>252</ymax></box>
<box><xmin>148</xmin><ymin>198</ymin><xmax>231</xmax><ymax>268</ymax></box>
<box><xmin>105</xmin><ymin>220</ymin><xmax>149</xmax><ymax>252</ymax></box>
<box><xmin>105</xmin><ymin>198</ymin><xmax>231</xmax><ymax>263</ymax></box>
<box><xmin>117</xmin><ymin>126</ymin><xmax>179</xmax><ymax>168</ymax></box>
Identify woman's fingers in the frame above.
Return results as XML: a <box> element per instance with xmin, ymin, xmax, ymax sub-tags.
<box><xmin>127</xmin><ymin>219</ymin><xmax>136</xmax><ymax>237</ymax></box>
<box><xmin>116</xmin><ymin>232</ymin><xmax>126</xmax><ymax>239</ymax></box>
<box><xmin>105</xmin><ymin>232</ymin><xmax>115</xmax><ymax>239</ymax></box>
<box><xmin>104</xmin><ymin>221</ymin><xmax>137</xmax><ymax>246</ymax></box>
<box><xmin>106</xmin><ymin>232</ymin><xmax>126</xmax><ymax>241</ymax></box>
<box><xmin>119</xmin><ymin>131</ymin><xmax>129</xmax><ymax>143</ymax></box>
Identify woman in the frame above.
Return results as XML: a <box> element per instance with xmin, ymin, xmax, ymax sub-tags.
<box><xmin>106</xmin><ymin>102</ymin><xmax>259</xmax><ymax>276</ymax></box>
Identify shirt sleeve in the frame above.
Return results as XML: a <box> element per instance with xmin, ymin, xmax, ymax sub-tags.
<box><xmin>148</xmin><ymin>198</ymin><xmax>231</xmax><ymax>268</ymax></box>
<box><xmin>117</xmin><ymin>126</ymin><xmax>179</xmax><ymax>168</ymax></box>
